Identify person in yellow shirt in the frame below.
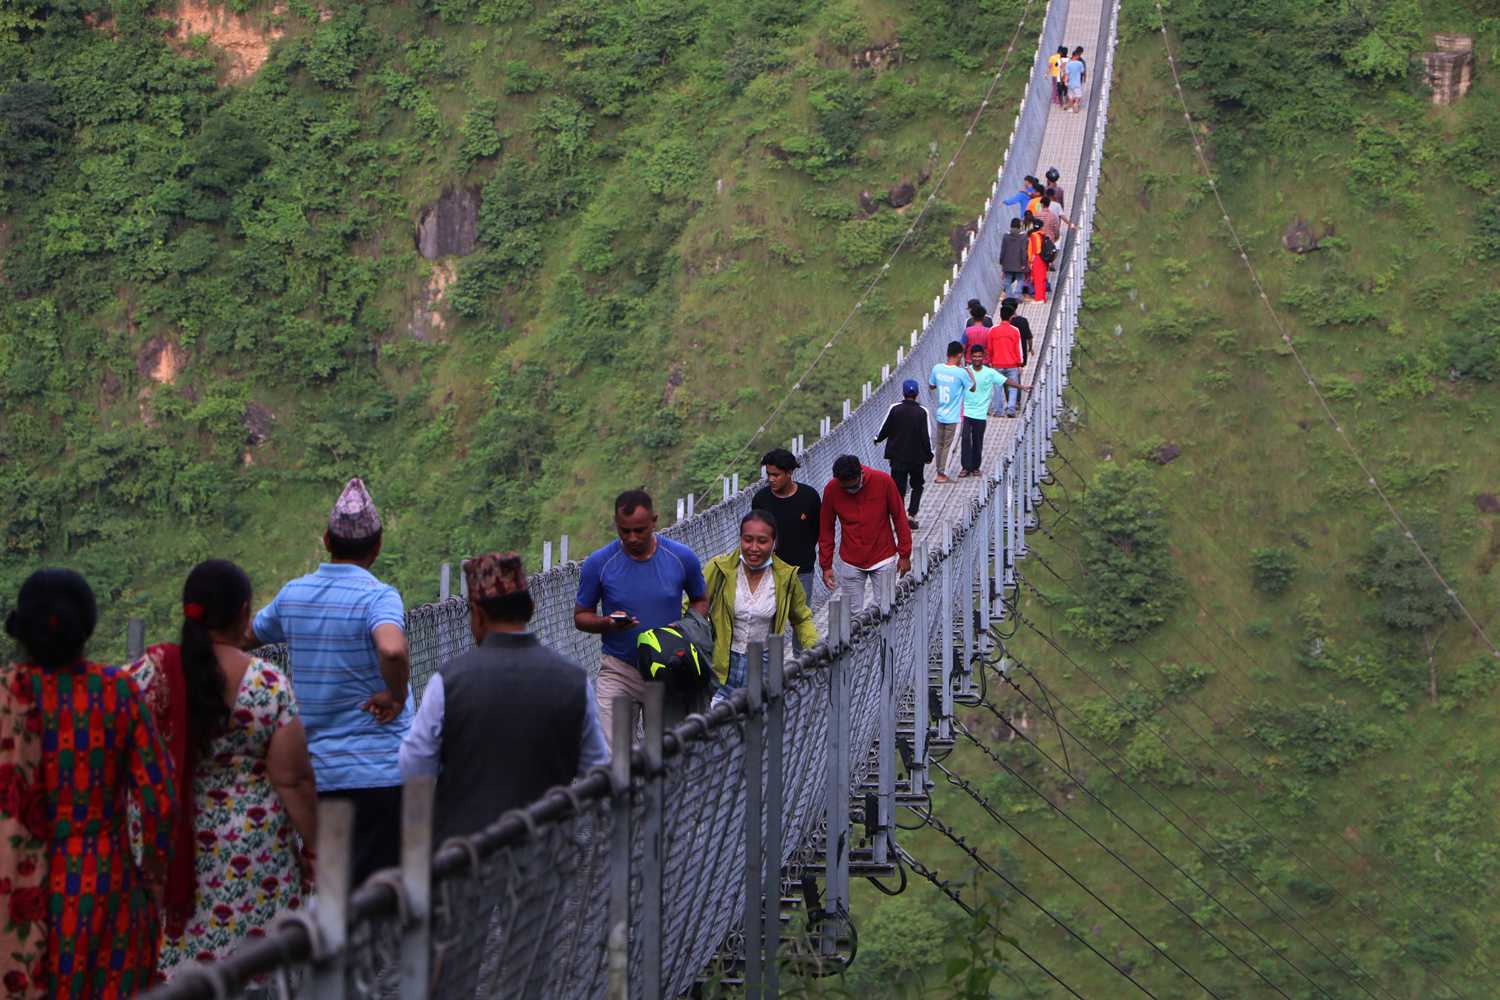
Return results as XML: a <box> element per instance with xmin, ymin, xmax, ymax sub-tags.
<box><xmin>1048</xmin><ymin>45</ymin><xmax>1068</xmax><ymax>106</ymax></box>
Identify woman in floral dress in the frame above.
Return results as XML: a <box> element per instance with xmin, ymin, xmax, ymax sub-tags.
<box><xmin>2</xmin><ymin>569</ymin><xmax>174</xmax><ymax>999</ymax></box>
<box><xmin>126</xmin><ymin>559</ymin><xmax>318</xmax><ymax>973</ymax></box>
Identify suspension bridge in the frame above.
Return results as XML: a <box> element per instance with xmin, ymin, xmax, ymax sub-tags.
<box><xmin>144</xmin><ymin>0</ymin><xmax>1122</xmax><ymax>994</ymax></box>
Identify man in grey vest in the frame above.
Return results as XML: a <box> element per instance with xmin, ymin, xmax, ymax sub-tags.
<box><xmin>399</xmin><ymin>552</ymin><xmax>608</xmax><ymax>841</ymax></box>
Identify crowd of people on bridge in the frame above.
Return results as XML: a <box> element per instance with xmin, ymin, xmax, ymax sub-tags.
<box><xmin>0</xmin><ymin>113</ymin><xmax>1073</xmax><ymax>999</ymax></box>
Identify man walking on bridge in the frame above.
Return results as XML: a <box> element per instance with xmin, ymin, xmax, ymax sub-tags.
<box><xmin>575</xmin><ymin>491</ymin><xmax>708</xmax><ymax>753</ymax></box>
<box><xmin>819</xmin><ymin>455</ymin><xmax>912</xmax><ymax>613</ymax></box>
<box><xmin>928</xmin><ymin>341</ymin><xmax>973</xmax><ymax>484</ymax></box>
<box><xmin>874</xmin><ymin>380</ymin><xmax>934</xmax><ymax>530</ymax></box>
<box><xmin>752</xmin><ymin>448</ymin><xmax>822</xmax><ymax>601</ymax></box>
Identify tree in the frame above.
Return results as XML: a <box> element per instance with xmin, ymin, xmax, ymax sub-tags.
<box><xmin>1351</xmin><ymin>515</ymin><xmax>1456</xmax><ymax>703</ymax></box>
<box><xmin>1249</xmin><ymin>546</ymin><xmax>1297</xmax><ymax>595</ymax></box>
<box><xmin>1069</xmin><ymin>462</ymin><xmax>1182</xmax><ymax>647</ymax></box>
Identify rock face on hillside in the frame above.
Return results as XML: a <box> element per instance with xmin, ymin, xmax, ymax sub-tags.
<box><xmin>244</xmin><ymin>401</ymin><xmax>275</xmax><ymax>445</ymax></box>
<box><xmin>416</xmin><ymin>189</ymin><xmax>481</xmax><ymax>260</ymax></box>
<box><xmin>138</xmin><ymin>336</ymin><xmax>184</xmax><ymax>384</ymax></box>
<box><xmin>1422</xmin><ymin>35</ymin><xmax>1474</xmax><ymax>106</ymax></box>
<box><xmin>410</xmin><ymin>261</ymin><xmax>455</xmax><ymax>340</ymax></box>
<box><xmin>169</xmin><ymin>1</ymin><xmax>285</xmax><ymax>84</ymax></box>
<box><xmin>1282</xmin><ymin>217</ymin><xmax>1326</xmax><ymax>254</ymax></box>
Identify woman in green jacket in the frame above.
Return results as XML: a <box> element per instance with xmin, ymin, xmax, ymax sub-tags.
<box><xmin>705</xmin><ymin>510</ymin><xmax>820</xmax><ymax>701</ymax></box>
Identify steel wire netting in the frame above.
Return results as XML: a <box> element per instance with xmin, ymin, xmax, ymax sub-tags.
<box><xmin>148</xmin><ymin>0</ymin><xmax>1126</xmax><ymax>995</ymax></box>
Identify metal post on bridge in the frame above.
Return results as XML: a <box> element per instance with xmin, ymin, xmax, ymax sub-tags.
<box><xmin>909</xmin><ymin>543</ymin><xmax>929</xmax><ymax>800</ymax></box>
<box><xmin>439</xmin><ymin>562</ymin><xmax>451</xmax><ymax>601</ymax></box>
<box><xmin>763</xmin><ymin>635</ymin><xmax>785</xmax><ymax>998</ymax></box>
<box><xmin>560</xmin><ymin>535</ymin><xmax>570</xmax><ymax>565</ymax></box>
<box><xmin>398</xmin><ymin>776</ymin><xmax>435</xmax><ymax>1000</ymax></box>
<box><xmin>822</xmin><ymin>595</ymin><xmax>850</xmax><ymax>957</ymax></box>
<box><xmin>676</xmin><ymin>498</ymin><xmax>686</xmax><ymax>524</ymax></box>
<box><xmin>743</xmin><ymin>642</ymin><xmax>766</xmax><ymax>998</ymax></box>
<box><xmin>687</xmin><ymin>492</ymin><xmax>696</xmax><ymax>518</ymax></box>
<box><xmin>127</xmin><ymin>618</ymin><xmax>145</xmax><ymax>662</ymax></box>
<box><xmin>543</xmin><ymin>540</ymin><xmax>553</xmax><ymax>573</ymax></box>
<box><xmin>606</xmin><ymin>699</ymin><xmax>633</xmax><ymax>1000</ymax></box>
<box><xmin>306</xmin><ymin>798</ymin><xmax>354</xmax><ymax>1000</ymax></box>
<box><xmin>641</xmin><ymin>684</ymin><xmax>665</xmax><ymax>1000</ymax></box>
<box><xmin>872</xmin><ymin>570</ymin><xmax>896</xmax><ymax>867</ymax></box>
<box><xmin>938</xmin><ymin>525</ymin><xmax>954</xmax><ymax>743</ymax></box>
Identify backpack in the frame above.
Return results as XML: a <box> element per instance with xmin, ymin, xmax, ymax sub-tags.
<box><xmin>635</xmin><ymin>622</ymin><xmax>713</xmax><ymax>695</ymax></box>
<box><xmin>1039</xmin><ymin>235</ymin><xmax>1058</xmax><ymax>263</ymax></box>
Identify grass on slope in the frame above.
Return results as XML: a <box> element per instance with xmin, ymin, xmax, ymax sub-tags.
<box><xmin>829</xmin><ymin>2</ymin><xmax>1500</xmax><ymax>997</ymax></box>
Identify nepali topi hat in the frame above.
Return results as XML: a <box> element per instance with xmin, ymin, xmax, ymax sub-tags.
<box><xmin>329</xmin><ymin>477</ymin><xmax>382</xmax><ymax>540</ymax></box>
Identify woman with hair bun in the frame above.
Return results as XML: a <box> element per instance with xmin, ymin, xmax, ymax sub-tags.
<box><xmin>2</xmin><ymin>568</ymin><xmax>175</xmax><ymax>998</ymax></box>
<box><xmin>125</xmin><ymin>559</ymin><xmax>317</xmax><ymax>975</ymax></box>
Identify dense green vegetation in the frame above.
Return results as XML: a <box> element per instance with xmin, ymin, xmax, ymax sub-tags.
<box><xmin>0</xmin><ymin>0</ymin><xmax>1032</xmax><ymax>652</ymax></box>
<box><xmin>835</xmin><ymin>0</ymin><xmax>1500</xmax><ymax>996</ymax></box>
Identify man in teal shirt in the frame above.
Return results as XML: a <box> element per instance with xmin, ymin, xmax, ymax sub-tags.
<box><xmin>928</xmin><ymin>340</ymin><xmax>974</xmax><ymax>483</ymax></box>
<box><xmin>958</xmin><ymin>345</ymin><xmax>1027</xmax><ymax>477</ymax></box>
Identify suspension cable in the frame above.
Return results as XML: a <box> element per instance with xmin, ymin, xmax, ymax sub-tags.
<box><xmin>979</xmin><ymin>662</ymin><xmax>1401</xmax><ymax>1000</ymax></box>
<box><xmin>1015</xmin><ymin>492</ymin><xmax>1487</xmax><ymax>998</ymax></box>
<box><xmin>955</xmin><ymin>717</ymin><xmax>1311</xmax><ymax>999</ymax></box>
<box><xmin>1149</xmin><ymin>0</ymin><xmax>1498</xmax><ymax>663</ymax></box>
<box><xmin>919</xmin><ymin>810</ymin><xmax>1163</xmax><ymax>998</ymax></box>
<box><xmin>899</xmin><ymin>845</ymin><xmax>1085</xmax><ymax>1000</ymax></box>
<box><xmin>931</xmin><ymin>758</ymin><xmax>1225</xmax><ymax>998</ymax></box>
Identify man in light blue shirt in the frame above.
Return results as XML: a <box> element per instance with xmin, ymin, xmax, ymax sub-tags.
<box><xmin>1065</xmin><ymin>48</ymin><xmax>1087</xmax><ymax>111</ymax></box>
<box><xmin>928</xmin><ymin>340</ymin><xmax>974</xmax><ymax>483</ymax></box>
<box><xmin>959</xmin><ymin>346</ymin><xmax>1028</xmax><ymax>476</ymax></box>
<box><xmin>251</xmin><ymin>477</ymin><xmax>411</xmax><ymax>882</ymax></box>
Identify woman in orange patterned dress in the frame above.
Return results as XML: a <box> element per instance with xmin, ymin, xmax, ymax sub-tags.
<box><xmin>2</xmin><ymin>569</ymin><xmax>174</xmax><ymax>998</ymax></box>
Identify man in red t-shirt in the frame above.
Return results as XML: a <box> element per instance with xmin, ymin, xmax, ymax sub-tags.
<box><xmin>819</xmin><ymin>455</ymin><xmax>912</xmax><ymax>613</ymax></box>
<box><xmin>988</xmin><ymin>317</ymin><xmax>1023</xmax><ymax>417</ymax></box>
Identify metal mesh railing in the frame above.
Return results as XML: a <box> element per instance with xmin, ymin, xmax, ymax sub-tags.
<box><xmin>144</xmin><ymin>0</ymin><xmax>1123</xmax><ymax>995</ymax></box>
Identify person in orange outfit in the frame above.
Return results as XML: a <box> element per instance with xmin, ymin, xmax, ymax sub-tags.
<box><xmin>1027</xmin><ymin>215</ymin><xmax>1048</xmax><ymax>304</ymax></box>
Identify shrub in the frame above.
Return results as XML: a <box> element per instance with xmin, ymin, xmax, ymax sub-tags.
<box><xmin>1249</xmin><ymin>546</ymin><xmax>1296</xmax><ymax>595</ymax></box>
<box><xmin>1445</xmin><ymin>327</ymin><xmax>1500</xmax><ymax>381</ymax></box>
<box><xmin>1350</xmin><ymin>516</ymin><xmax>1455</xmax><ymax>632</ymax></box>
<box><xmin>1067</xmin><ymin>462</ymin><xmax>1182</xmax><ymax>647</ymax></box>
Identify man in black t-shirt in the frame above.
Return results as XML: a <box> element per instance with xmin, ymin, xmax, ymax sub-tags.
<box><xmin>751</xmin><ymin>448</ymin><xmax>822</xmax><ymax>602</ymax></box>
<box><xmin>1002</xmin><ymin>297</ymin><xmax>1033</xmax><ymax>368</ymax></box>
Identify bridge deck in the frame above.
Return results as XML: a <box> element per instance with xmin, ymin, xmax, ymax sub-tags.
<box><xmin>816</xmin><ymin>0</ymin><xmax>1102</xmax><ymax>628</ymax></box>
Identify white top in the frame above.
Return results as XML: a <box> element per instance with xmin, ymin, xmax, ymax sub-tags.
<box><xmin>731</xmin><ymin>563</ymin><xmax>777</xmax><ymax>654</ymax></box>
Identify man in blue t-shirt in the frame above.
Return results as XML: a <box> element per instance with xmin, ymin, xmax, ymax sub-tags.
<box><xmin>251</xmin><ymin>477</ymin><xmax>411</xmax><ymax>883</ymax></box>
<box><xmin>575</xmin><ymin>490</ymin><xmax>708</xmax><ymax>753</ymax></box>
<box><xmin>928</xmin><ymin>340</ymin><xmax>975</xmax><ymax>484</ymax></box>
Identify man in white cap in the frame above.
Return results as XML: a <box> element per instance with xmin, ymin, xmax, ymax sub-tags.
<box><xmin>251</xmin><ymin>477</ymin><xmax>412</xmax><ymax>882</ymax></box>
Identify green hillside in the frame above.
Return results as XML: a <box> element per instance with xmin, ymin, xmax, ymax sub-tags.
<box><xmin>0</xmin><ymin>0</ymin><xmax>1031</xmax><ymax>653</ymax></box>
<box><xmin>839</xmin><ymin>0</ymin><xmax>1500</xmax><ymax>997</ymax></box>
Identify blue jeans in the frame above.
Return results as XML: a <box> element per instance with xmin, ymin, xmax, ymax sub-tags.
<box><xmin>713</xmin><ymin>648</ymin><xmax>769</xmax><ymax>706</ymax></box>
<box><xmin>999</xmin><ymin>367</ymin><xmax>1020</xmax><ymax>413</ymax></box>
<box><xmin>1003</xmin><ymin>270</ymin><xmax>1026</xmax><ymax>300</ymax></box>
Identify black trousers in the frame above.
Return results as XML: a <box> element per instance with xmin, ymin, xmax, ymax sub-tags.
<box><xmin>960</xmin><ymin>417</ymin><xmax>987</xmax><ymax>472</ymax></box>
<box><xmin>889</xmin><ymin>462</ymin><xmax>926</xmax><ymax>516</ymax></box>
<box><xmin>319</xmin><ymin>785</ymin><xmax>403</xmax><ymax>884</ymax></box>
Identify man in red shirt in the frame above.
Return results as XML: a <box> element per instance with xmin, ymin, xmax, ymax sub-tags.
<box><xmin>819</xmin><ymin>454</ymin><xmax>913</xmax><ymax>613</ymax></box>
<box><xmin>987</xmin><ymin>314</ymin><xmax>1023</xmax><ymax>417</ymax></box>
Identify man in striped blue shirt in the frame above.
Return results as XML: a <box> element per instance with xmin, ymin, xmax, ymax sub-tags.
<box><xmin>251</xmin><ymin>478</ymin><xmax>412</xmax><ymax>882</ymax></box>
